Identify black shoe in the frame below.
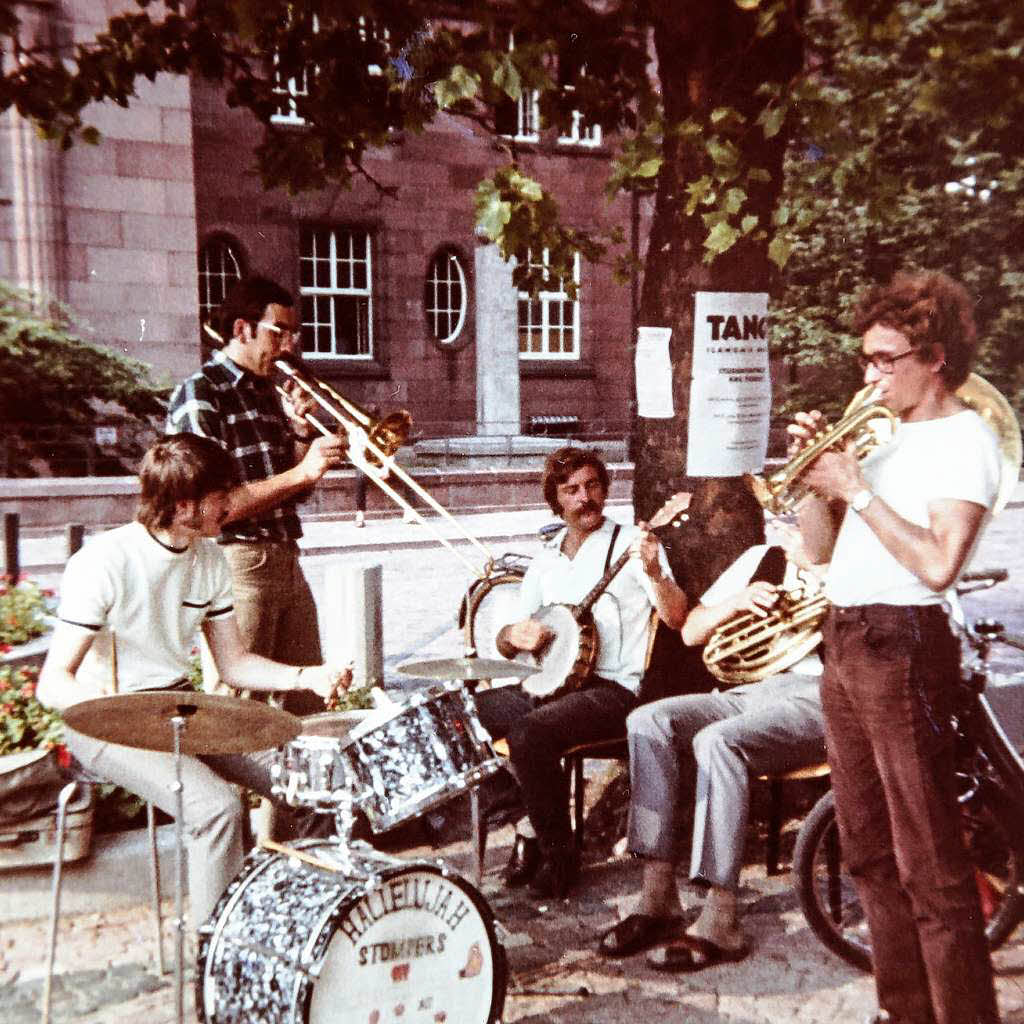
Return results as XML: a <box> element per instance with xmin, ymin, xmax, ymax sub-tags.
<box><xmin>528</xmin><ymin>850</ymin><xmax>579</xmax><ymax>899</ymax></box>
<box><xmin>598</xmin><ymin>913</ymin><xmax>683</xmax><ymax>958</ymax></box>
<box><xmin>503</xmin><ymin>834</ymin><xmax>541</xmax><ymax>887</ymax></box>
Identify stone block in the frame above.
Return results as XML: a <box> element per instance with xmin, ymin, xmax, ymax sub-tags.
<box><xmin>115</xmin><ymin>141</ymin><xmax>194</xmax><ymax>182</ymax></box>
<box><xmin>85</xmin><ymin>247</ymin><xmax>169</xmax><ymax>285</ymax></box>
<box><xmin>121</xmin><ymin>213</ymin><xmax>197</xmax><ymax>252</ymax></box>
<box><xmin>164</xmin><ymin>181</ymin><xmax>198</xmax><ymax>218</ymax></box>
<box><xmin>65</xmin><ymin>209</ymin><xmax>123</xmax><ymax>248</ymax></box>
<box><xmin>161</xmin><ymin>108</ymin><xmax>193</xmax><ymax>146</ymax></box>
<box><xmin>81</xmin><ymin>101</ymin><xmax>162</xmax><ymax>143</ymax></box>
<box><xmin>63</xmin><ymin>175</ymin><xmax>166</xmax><ymax>214</ymax></box>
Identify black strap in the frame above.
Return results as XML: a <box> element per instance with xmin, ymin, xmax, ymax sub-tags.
<box><xmin>604</xmin><ymin>524</ymin><xmax>622</xmax><ymax>574</ymax></box>
<box><xmin>749</xmin><ymin>545</ymin><xmax>787</xmax><ymax>587</ymax></box>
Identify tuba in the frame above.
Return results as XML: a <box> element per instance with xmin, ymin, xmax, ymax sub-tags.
<box><xmin>715</xmin><ymin>372</ymin><xmax>1022</xmax><ymax>685</ymax></box>
<box><xmin>702</xmin><ymin>576</ymin><xmax>827</xmax><ymax>686</ymax></box>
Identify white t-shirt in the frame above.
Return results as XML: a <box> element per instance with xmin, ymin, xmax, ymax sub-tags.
<box><xmin>826</xmin><ymin>409</ymin><xmax>1001</xmax><ymax>606</ymax></box>
<box><xmin>517</xmin><ymin>516</ymin><xmax>673</xmax><ymax>694</ymax></box>
<box><xmin>701</xmin><ymin>544</ymin><xmax>823</xmax><ymax>676</ymax></box>
<box><xmin>57</xmin><ymin>521</ymin><xmax>235</xmax><ymax>695</ymax></box>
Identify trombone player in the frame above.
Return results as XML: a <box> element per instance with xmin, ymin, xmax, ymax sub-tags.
<box><xmin>167</xmin><ymin>276</ymin><xmax>346</xmax><ymax>718</ymax></box>
<box><xmin>791</xmin><ymin>270</ymin><xmax>1003</xmax><ymax>1024</ymax></box>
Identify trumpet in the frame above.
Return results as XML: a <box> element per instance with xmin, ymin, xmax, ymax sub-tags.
<box><xmin>749</xmin><ymin>373</ymin><xmax>1022</xmax><ymax>517</ymax></box>
<box><xmin>274</xmin><ymin>356</ymin><xmax>495</xmax><ymax>576</ymax></box>
<box><xmin>748</xmin><ymin>385</ymin><xmax>897</xmax><ymax>516</ymax></box>
<box><xmin>702</xmin><ymin>579</ymin><xmax>828</xmax><ymax>685</ymax></box>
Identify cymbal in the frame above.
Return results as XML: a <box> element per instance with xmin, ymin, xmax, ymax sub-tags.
<box><xmin>63</xmin><ymin>691</ymin><xmax>302</xmax><ymax>755</ymax></box>
<box><xmin>395</xmin><ymin>656</ymin><xmax>536</xmax><ymax>681</ymax></box>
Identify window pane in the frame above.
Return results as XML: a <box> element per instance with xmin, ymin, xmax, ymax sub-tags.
<box><xmin>198</xmin><ymin>238</ymin><xmax>243</xmax><ymax>331</ymax></box>
<box><xmin>425</xmin><ymin>249</ymin><xmax>466</xmax><ymax>345</ymax></box>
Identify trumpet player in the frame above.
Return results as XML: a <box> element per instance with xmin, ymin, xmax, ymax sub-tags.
<box><xmin>167</xmin><ymin>276</ymin><xmax>347</xmax><ymax>717</ymax></box>
<box><xmin>792</xmin><ymin>271</ymin><xmax>1002</xmax><ymax>1024</ymax></box>
<box><xmin>598</xmin><ymin>527</ymin><xmax>826</xmax><ymax>969</ymax></box>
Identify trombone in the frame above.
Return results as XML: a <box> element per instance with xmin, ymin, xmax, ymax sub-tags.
<box><xmin>274</xmin><ymin>356</ymin><xmax>496</xmax><ymax>577</ymax></box>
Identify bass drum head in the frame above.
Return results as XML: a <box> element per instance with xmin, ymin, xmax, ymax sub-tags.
<box><xmin>198</xmin><ymin>842</ymin><xmax>506</xmax><ymax>1024</ymax></box>
<box><xmin>311</xmin><ymin>863</ymin><xmax>504</xmax><ymax>1024</ymax></box>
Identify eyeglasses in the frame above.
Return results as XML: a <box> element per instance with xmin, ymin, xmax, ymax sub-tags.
<box><xmin>856</xmin><ymin>348</ymin><xmax>918</xmax><ymax>374</ymax></box>
<box><xmin>256</xmin><ymin>321</ymin><xmax>300</xmax><ymax>342</ymax></box>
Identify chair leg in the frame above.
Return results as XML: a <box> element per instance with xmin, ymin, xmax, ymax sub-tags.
<box><xmin>41</xmin><ymin>781</ymin><xmax>79</xmax><ymax>1024</ymax></box>
<box><xmin>766</xmin><ymin>778</ymin><xmax>783</xmax><ymax>876</ymax></box>
<box><xmin>146</xmin><ymin>802</ymin><xmax>166</xmax><ymax>975</ymax></box>
<box><xmin>572</xmin><ymin>755</ymin><xmax>585</xmax><ymax>855</ymax></box>
<box><xmin>469</xmin><ymin>787</ymin><xmax>487</xmax><ymax>887</ymax></box>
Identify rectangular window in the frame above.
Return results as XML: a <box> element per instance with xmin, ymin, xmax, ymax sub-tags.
<box><xmin>518</xmin><ymin>251</ymin><xmax>581</xmax><ymax>360</ymax></box>
<box><xmin>299</xmin><ymin>226</ymin><xmax>374</xmax><ymax>359</ymax></box>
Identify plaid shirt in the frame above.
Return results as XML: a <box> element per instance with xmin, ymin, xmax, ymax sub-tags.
<box><xmin>166</xmin><ymin>349</ymin><xmax>302</xmax><ymax>542</ymax></box>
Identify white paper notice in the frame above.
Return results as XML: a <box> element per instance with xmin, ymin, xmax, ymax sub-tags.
<box><xmin>635</xmin><ymin>326</ymin><xmax>674</xmax><ymax>418</ymax></box>
<box><xmin>686</xmin><ymin>292</ymin><xmax>771</xmax><ymax>477</ymax></box>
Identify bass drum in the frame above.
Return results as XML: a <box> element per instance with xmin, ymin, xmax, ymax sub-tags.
<box><xmin>197</xmin><ymin>841</ymin><xmax>506</xmax><ymax>1024</ymax></box>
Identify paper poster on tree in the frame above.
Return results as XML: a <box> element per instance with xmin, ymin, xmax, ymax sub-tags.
<box><xmin>687</xmin><ymin>292</ymin><xmax>771</xmax><ymax>477</ymax></box>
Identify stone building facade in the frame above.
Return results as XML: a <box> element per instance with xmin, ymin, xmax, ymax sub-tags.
<box><xmin>1</xmin><ymin>1</ymin><xmax>642</xmax><ymax>445</ymax></box>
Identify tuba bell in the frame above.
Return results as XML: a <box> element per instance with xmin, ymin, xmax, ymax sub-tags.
<box><xmin>702</xmin><ymin>577</ymin><xmax>827</xmax><ymax>686</ymax></box>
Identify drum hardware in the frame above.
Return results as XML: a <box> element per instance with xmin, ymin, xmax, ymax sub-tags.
<box><xmin>64</xmin><ymin>692</ymin><xmax>303</xmax><ymax>1024</ymax></box>
<box><xmin>272</xmin><ymin>682</ymin><xmax>502</xmax><ymax>835</ymax></box>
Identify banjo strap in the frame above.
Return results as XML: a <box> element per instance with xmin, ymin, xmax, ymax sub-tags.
<box><xmin>603</xmin><ymin>524</ymin><xmax>622</xmax><ymax>576</ymax></box>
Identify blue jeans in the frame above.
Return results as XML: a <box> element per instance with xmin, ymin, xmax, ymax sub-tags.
<box><xmin>822</xmin><ymin>604</ymin><xmax>998</xmax><ymax>1024</ymax></box>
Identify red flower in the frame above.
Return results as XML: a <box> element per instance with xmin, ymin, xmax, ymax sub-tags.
<box><xmin>0</xmin><ymin>702</ymin><xmax>14</xmax><ymax>715</ymax></box>
<box><xmin>42</xmin><ymin>588</ymin><xmax>55</xmax><ymax>598</ymax></box>
<box><xmin>22</xmin><ymin>682</ymin><xmax>36</xmax><ymax>697</ymax></box>
<box><xmin>55</xmin><ymin>745</ymin><xmax>71</xmax><ymax>770</ymax></box>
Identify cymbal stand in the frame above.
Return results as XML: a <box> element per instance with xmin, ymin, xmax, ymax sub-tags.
<box><xmin>170</xmin><ymin>709</ymin><xmax>192</xmax><ymax>1024</ymax></box>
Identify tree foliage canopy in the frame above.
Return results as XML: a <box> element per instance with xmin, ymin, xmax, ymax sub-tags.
<box><xmin>0</xmin><ymin>284</ymin><xmax>167</xmax><ymax>475</ymax></box>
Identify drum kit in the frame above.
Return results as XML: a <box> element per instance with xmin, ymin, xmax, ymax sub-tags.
<box><xmin>63</xmin><ymin>655</ymin><xmax>533</xmax><ymax>1024</ymax></box>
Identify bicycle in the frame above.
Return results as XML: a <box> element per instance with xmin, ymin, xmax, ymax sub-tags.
<box><xmin>793</xmin><ymin>568</ymin><xmax>1024</xmax><ymax>972</ymax></box>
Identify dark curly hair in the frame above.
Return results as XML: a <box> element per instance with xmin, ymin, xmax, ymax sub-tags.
<box><xmin>541</xmin><ymin>446</ymin><xmax>610</xmax><ymax>516</ymax></box>
<box><xmin>852</xmin><ymin>270</ymin><xmax>977</xmax><ymax>388</ymax></box>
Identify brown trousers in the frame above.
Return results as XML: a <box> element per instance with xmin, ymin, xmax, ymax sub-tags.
<box><xmin>821</xmin><ymin>604</ymin><xmax>998</xmax><ymax>1024</ymax></box>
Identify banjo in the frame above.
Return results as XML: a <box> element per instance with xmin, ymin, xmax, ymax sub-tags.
<box><xmin>519</xmin><ymin>493</ymin><xmax>690</xmax><ymax>702</ymax></box>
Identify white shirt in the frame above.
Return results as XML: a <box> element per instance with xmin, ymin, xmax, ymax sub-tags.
<box><xmin>826</xmin><ymin>409</ymin><xmax>1001</xmax><ymax>606</ymax></box>
<box><xmin>57</xmin><ymin>521</ymin><xmax>235</xmax><ymax>695</ymax></box>
<box><xmin>517</xmin><ymin>516</ymin><xmax>672</xmax><ymax>693</ymax></box>
<box><xmin>702</xmin><ymin>544</ymin><xmax>823</xmax><ymax>676</ymax></box>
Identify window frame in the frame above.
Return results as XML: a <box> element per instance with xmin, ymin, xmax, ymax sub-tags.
<box><xmin>517</xmin><ymin>250</ymin><xmax>582</xmax><ymax>361</ymax></box>
<box><xmin>197</xmin><ymin>234</ymin><xmax>246</xmax><ymax>343</ymax></box>
<box><xmin>424</xmin><ymin>246</ymin><xmax>471</xmax><ymax>351</ymax></box>
<box><xmin>298</xmin><ymin>225</ymin><xmax>376</xmax><ymax>362</ymax></box>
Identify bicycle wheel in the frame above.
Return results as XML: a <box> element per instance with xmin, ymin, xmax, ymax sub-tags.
<box><xmin>794</xmin><ymin>783</ymin><xmax>1024</xmax><ymax>973</ymax></box>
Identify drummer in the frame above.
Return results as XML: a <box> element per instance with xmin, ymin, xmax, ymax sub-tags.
<box><xmin>38</xmin><ymin>434</ymin><xmax>351</xmax><ymax>927</ymax></box>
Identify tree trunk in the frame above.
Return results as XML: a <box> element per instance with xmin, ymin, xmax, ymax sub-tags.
<box><xmin>633</xmin><ymin>2</ymin><xmax>804</xmax><ymax>589</ymax></box>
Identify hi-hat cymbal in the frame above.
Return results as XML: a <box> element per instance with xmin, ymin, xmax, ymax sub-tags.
<box><xmin>63</xmin><ymin>691</ymin><xmax>302</xmax><ymax>755</ymax></box>
<box><xmin>395</xmin><ymin>656</ymin><xmax>536</xmax><ymax>681</ymax></box>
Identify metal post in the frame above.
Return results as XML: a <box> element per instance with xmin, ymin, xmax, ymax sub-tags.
<box><xmin>3</xmin><ymin>511</ymin><xmax>19</xmax><ymax>581</ymax></box>
<box><xmin>171</xmin><ymin>715</ymin><xmax>187</xmax><ymax>1024</ymax></box>
<box><xmin>323</xmin><ymin>564</ymin><xmax>383</xmax><ymax>688</ymax></box>
<box><xmin>65</xmin><ymin>524</ymin><xmax>85</xmax><ymax>560</ymax></box>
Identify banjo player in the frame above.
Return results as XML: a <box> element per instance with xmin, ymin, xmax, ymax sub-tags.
<box><xmin>473</xmin><ymin>446</ymin><xmax>688</xmax><ymax>899</ymax></box>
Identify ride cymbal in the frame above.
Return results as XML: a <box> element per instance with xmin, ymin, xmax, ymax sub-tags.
<box><xmin>394</xmin><ymin>656</ymin><xmax>535</xmax><ymax>681</ymax></box>
<box><xmin>63</xmin><ymin>691</ymin><xmax>301</xmax><ymax>755</ymax></box>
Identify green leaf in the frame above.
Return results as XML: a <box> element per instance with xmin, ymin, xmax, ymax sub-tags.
<box><xmin>758</xmin><ymin>104</ymin><xmax>787</xmax><ymax>139</ymax></box>
<box><xmin>685</xmin><ymin>175</ymin><xmax>714</xmax><ymax>215</ymax></box>
<box><xmin>703</xmin><ymin>220</ymin><xmax>740</xmax><ymax>257</ymax></box>
<box><xmin>734</xmin><ymin>0</ymin><xmax>762</xmax><ymax>9</ymax></box>
<box><xmin>434</xmin><ymin>65</ymin><xmax>480</xmax><ymax>110</ymax></box>
<box><xmin>723</xmin><ymin>187</ymin><xmax>747</xmax><ymax>214</ymax></box>
<box><xmin>474</xmin><ymin>181</ymin><xmax>512</xmax><ymax>241</ymax></box>
<box><xmin>768</xmin><ymin>235</ymin><xmax>793</xmax><ymax>270</ymax></box>
<box><xmin>741</xmin><ymin>214</ymin><xmax>759</xmax><ymax>235</ymax></box>
<box><xmin>493</xmin><ymin>54</ymin><xmax>522</xmax><ymax>103</ymax></box>
<box><xmin>635</xmin><ymin>157</ymin><xmax>662</xmax><ymax>179</ymax></box>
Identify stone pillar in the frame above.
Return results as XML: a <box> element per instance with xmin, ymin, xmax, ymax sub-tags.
<box><xmin>3</xmin><ymin>3</ymin><xmax>65</xmax><ymax>306</ymax></box>
<box><xmin>474</xmin><ymin>243</ymin><xmax>521</xmax><ymax>437</ymax></box>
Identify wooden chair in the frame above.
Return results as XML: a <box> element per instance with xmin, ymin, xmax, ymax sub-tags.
<box><xmin>759</xmin><ymin>762</ymin><xmax>832</xmax><ymax>875</ymax></box>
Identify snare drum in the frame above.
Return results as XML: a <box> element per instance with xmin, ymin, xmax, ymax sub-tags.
<box><xmin>273</xmin><ymin>712</ymin><xmax>370</xmax><ymax>812</ymax></box>
<box><xmin>197</xmin><ymin>841</ymin><xmax>506</xmax><ymax>1024</ymax></box>
<box><xmin>342</xmin><ymin>682</ymin><xmax>500</xmax><ymax>832</ymax></box>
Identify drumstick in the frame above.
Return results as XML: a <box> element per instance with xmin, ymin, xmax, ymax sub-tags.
<box><xmin>260</xmin><ymin>838</ymin><xmax>344</xmax><ymax>874</ymax></box>
<box><xmin>111</xmin><ymin>631</ymin><xmax>119</xmax><ymax>695</ymax></box>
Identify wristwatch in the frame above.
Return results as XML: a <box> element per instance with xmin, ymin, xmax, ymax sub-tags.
<box><xmin>850</xmin><ymin>488</ymin><xmax>874</xmax><ymax>514</ymax></box>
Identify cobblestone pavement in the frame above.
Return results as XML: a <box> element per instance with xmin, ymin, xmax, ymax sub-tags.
<box><xmin>5</xmin><ymin>496</ymin><xmax>1024</xmax><ymax>1023</ymax></box>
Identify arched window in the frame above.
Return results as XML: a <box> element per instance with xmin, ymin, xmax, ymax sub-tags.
<box><xmin>424</xmin><ymin>247</ymin><xmax>468</xmax><ymax>347</ymax></box>
<box><xmin>198</xmin><ymin>236</ymin><xmax>244</xmax><ymax>341</ymax></box>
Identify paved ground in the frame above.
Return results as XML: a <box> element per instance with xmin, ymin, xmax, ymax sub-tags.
<box><xmin>5</xmin><ymin>491</ymin><xmax>1024</xmax><ymax>1023</ymax></box>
